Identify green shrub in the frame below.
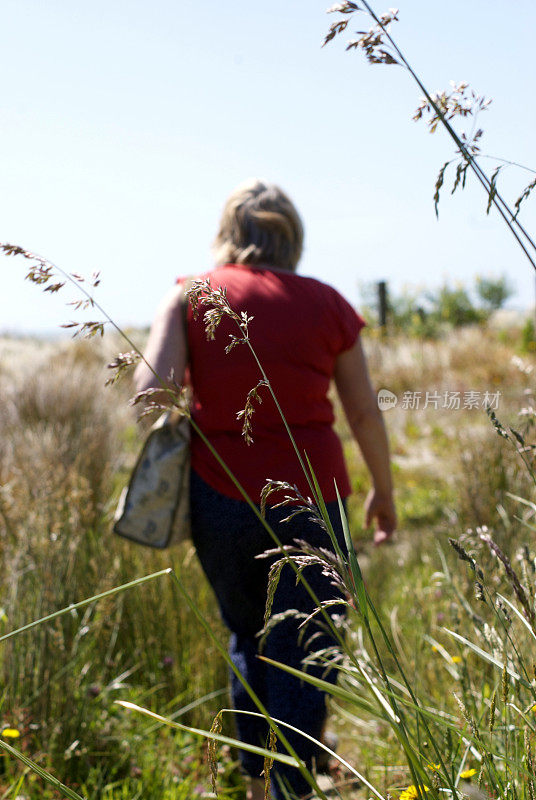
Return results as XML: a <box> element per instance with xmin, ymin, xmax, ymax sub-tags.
<box><xmin>428</xmin><ymin>282</ymin><xmax>484</xmax><ymax>327</ymax></box>
<box><xmin>475</xmin><ymin>273</ymin><xmax>514</xmax><ymax>312</ymax></box>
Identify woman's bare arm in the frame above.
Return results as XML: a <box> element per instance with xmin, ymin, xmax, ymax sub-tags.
<box><xmin>334</xmin><ymin>338</ymin><xmax>396</xmax><ymax>544</ymax></box>
<box><xmin>134</xmin><ymin>283</ymin><xmax>188</xmax><ymax>400</ymax></box>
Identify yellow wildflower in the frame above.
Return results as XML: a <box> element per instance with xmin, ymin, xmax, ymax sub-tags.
<box><xmin>400</xmin><ymin>787</ymin><xmax>419</xmax><ymax>800</ymax></box>
<box><xmin>1</xmin><ymin>728</ymin><xmax>20</xmax><ymax>739</ymax></box>
<box><xmin>427</xmin><ymin>764</ymin><xmax>441</xmax><ymax>771</ymax></box>
<box><xmin>400</xmin><ymin>785</ymin><xmax>429</xmax><ymax>800</ymax></box>
<box><xmin>459</xmin><ymin>768</ymin><xmax>477</xmax><ymax>779</ymax></box>
<box><xmin>451</xmin><ymin>656</ymin><xmax>462</xmax><ymax>664</ymax></box>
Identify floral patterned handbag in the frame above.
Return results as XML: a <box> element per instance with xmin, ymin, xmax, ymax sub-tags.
<box><xmin>113</xmin><ymin>409</ymin><xmax>190</xmax><ymax>548</ymax></box>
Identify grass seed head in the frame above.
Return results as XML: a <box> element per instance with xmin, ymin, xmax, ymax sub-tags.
<box><xmin>208</xmin><ymin>711</ymin><xmax>223</xmax><ymax>795</ymax></box>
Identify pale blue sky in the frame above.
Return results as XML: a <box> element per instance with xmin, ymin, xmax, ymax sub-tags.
<box><xmin>2</xmin><ymin>0</ymin><xmax>535</xmax><ymax>333</ymax></box>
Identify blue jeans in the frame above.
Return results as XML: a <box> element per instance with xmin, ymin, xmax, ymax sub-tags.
<box><xmin>190</xmin><ymin>470</ymin><xmax>347</xmax><ymax>800</ymax></box>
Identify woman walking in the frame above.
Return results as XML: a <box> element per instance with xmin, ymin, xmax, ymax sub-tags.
<box><xmin>135</xmin><ymin>179</ymin><xmax>396</xmax><ymax>799</ymax></box>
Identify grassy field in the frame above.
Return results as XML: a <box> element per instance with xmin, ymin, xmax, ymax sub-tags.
<box><xmin>0</xmin><ymin>320</ymin><xmax>534</xmax><ymax>799</ymax></box>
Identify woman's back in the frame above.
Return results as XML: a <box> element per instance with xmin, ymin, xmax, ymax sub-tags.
<box><xmin>187</xmin><ymin>262</ymin><xmax>364</xmax><ymax>503</ymax></box>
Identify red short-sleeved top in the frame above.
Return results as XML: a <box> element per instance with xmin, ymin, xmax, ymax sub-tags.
<box><xmin>182</xmin><ymin>263</ymin><xmax>365</xmax><ymax>504</ymax></box>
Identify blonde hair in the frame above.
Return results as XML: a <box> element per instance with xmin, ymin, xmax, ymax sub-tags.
<box><xmin>212</xmin><ymin>179</ymin><xmax>304</xmax><ymax>272</ymax></box>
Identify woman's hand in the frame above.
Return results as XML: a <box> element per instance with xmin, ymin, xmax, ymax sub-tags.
<box><xmin>364</xmin><ymin>488</ymin><xmax>397</xmax><ymax>546</ymax></box>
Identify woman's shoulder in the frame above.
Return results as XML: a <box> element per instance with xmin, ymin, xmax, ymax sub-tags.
<box><xmin>176</xmin><ymin>264</ymin><xmax>357</xmax><ymax>316</ymax></box>
<box><xmin>280</xmin><ymin>270</ymin><xmax>355</xmax><ymax>311</ymax></box>
<box><xmin>287</xmin><ymin>273</ymin><xmax>367</xmax><ymax>346</ymax></box>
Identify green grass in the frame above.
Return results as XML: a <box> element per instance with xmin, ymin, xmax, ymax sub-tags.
<box><xmin>0</xmin><ymin>326</ymin><xmax>534</xmax><ymax>799</ymax></box>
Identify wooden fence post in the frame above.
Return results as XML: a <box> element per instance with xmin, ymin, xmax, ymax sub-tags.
<box><xmin>378</xmin><ymin>281</ymin><xmax>388</xmax><ymax>328</ymax></box>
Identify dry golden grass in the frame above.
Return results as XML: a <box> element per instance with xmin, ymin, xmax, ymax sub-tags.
<box><xmin>363</xmin><ymin>325</ymin><xmax>527</xmax><ymax>399</ymax></box>
<box><xmin>0</xmin><ymin>333</ymin><xmax>230</xmax><ymax>789</ymax></box>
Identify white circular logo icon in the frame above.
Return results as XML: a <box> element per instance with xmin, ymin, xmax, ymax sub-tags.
<box><xmin>377</xmin><ymin>389</ymin><xmax>398</xmax><ymax>410</ymax></box>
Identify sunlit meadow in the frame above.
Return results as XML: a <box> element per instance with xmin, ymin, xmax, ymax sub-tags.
<box><xmin>0</xmin><ymin>311</ymin><xmax>534</xmax><ymax>798</ymax></box>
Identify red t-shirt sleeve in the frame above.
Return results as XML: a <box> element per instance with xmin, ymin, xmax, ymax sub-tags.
<box><xmin>328</xmin><ymin>286</ymin><xmax>366</xmax><ymax>354</ymax></box>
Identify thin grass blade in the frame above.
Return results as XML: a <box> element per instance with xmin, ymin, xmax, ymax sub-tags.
<box><xmin>116</xmin><ymin>701</ymin><xmax>299</xmax><ymax>766</ymax></box>
<box><xmin>443</xmin><ymin>629</ymin><xmax>531</xmax><ymax>687</ymax></box>
<box><xmin>227</xmin><ymin>709</ymin><xmax>386</xmax><ymax>800</ymax></box>
<box><xmin>335</xmin><ymin>483</ymin><xmax>367</xmax><ymax>621</ymax></box>
<box><xmin>496</xmin><ymin>593</ymin><xmax>536</xmax><ymax>642</ymax></box>
<box><xmin>0</xmin><ymin>569</ymin><xmax>172</xmax><ymax>643</ymax></box>
<box><xmin>506</xmin><ymin>492</ymin><xmax>536</xmax><ymax>512</ymax></box>
<box><xmin>0</xmin><ymin>739</ymin><xmax>85</xmax><ymax>800</ymax></box>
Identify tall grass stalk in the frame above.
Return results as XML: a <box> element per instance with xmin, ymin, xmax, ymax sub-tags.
<box><xmin>325</xmin><ymin>1</ymin><xmax>536</xmax><ymax>270</ymax></box>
